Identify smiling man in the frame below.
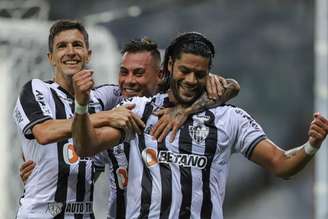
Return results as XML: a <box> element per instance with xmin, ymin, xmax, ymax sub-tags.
<box><xmin>119</xmin><ymin>38</ymin><xmax>162</xmax><ymax>98</ymax></box>
<box><xmin>12</xmin><ymin>20</ymin><xmax>137</xmax><ymax>219</ymax></box>
<box><xmin>72</xmin><ymin>32</ymin><xmax>328</xmax><ymax>219</ymax></box>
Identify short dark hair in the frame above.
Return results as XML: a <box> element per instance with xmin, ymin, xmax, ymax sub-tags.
<box><xmin>161</xmin><ymin>32</ymin><xmax>215</xmax><ymax>91</ymax></box>
<box><xmin>48</xmin><ymin>19</ymin><xmax>89</xmax><ymax>52</ymax></box>
<box><xmin>121</xmin><ymin>37</ymin><xmax>161</xmax><ymax>63</ymax></box>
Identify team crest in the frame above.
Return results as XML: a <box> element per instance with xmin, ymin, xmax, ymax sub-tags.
<box><xmin>189</xmin><ymin>123</ymin><xmax>209</xmax><ymax>144</ymax></box>
<box><xmin>47</xmin><ymin>202</ymin><xmax>63</xmax><ymax>216</ymax></box>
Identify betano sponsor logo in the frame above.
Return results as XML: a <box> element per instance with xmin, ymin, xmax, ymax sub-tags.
<box><xmin>142</xmin><ymin>147</ymin><xmax>207</xmax><ymax>169</ymax></box>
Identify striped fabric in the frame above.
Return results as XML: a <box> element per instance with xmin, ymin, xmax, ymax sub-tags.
<box><xmin>123</xmin><ymin>94</ymin><xmax>266</xmax><ymax>219</ymax></box>
<box><xmin>13</xmin><ymin>79</ymin><xmax>121</xmax><ymax>219</ymax></box>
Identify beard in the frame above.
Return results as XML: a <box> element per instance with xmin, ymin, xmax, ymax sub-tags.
<box><xmin>170</xmin><ymin>77</ymin><xmax>204</xmax><ymax>106</ymax></box>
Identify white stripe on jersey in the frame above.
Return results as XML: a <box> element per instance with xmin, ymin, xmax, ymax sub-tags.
<box><xmin>123</xmin><ymin>93</ymin><xmax>266</xmax><ymax>219</ymax></box>
<box><xmin>93</xmin><ymin>144</ymin><xmax>128</xmax><ymax>218</ymax></box>
<box><xmin>13</xmin><ymin>79</ymin><xmax>121</xmax><ymax>219</ymax></box>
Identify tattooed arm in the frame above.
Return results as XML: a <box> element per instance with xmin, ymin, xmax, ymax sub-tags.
<box><xmin>184</xmin><ymin>77</ymin><xmax>240</xmax><ymax>115</ymax></box>
<box><xmin>151</xmin><ymin>77</ymin><xmax>240</xmax><ymax>142</ymax></box>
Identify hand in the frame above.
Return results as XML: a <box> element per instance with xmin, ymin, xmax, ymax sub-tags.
<box><xmin>206</xmin><ymin>74</ymin><xmax>240</xmax><ymax>101</ymax></box>
<box><xmin>105</xmin><ymin>104</ymin><xmax>145</xmax><ymax>135</ymax></box>
<box><xmin>206</xmin><ymin>74</ymin><xmax>225</xmax><ymax>100</ymax></box>
<box><xmin>151</xmin><ymin>106</ymin><xmax>189</xmax><ymax>143</ymax></box>
<box><xmin>20</xmin><ymin>160</ymin><xmax>35</xmax><ymax>184</ymax></box>
<box><xmin>308</xmin><ymin>112</ymin><xmax>328</xmax><ymax>148</ymax></box>
<box><xmin>72</xmin><ymin>69</ymin><xmax>94</xmax><ymax>105</ymax></box>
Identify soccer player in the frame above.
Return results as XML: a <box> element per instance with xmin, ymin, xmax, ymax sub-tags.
<box><xmin>15</xmin><ymin>21</ymin><xmax>240</xmax><ymax>218</ymax></box>
<box><xmin>71</xmin><ymin>32</ymin><xmax>328</xmax><ymax>219</ymax></box>
<box><xmin>13</xmin><ymin>19</ymin><xmax>142</xmax><ymax>219</ymax></box>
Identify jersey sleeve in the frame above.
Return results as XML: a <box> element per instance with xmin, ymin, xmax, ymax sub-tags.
<box><xmin>117</xmin><ymin>96</ymin><xmax>150</xmax><ymax>142</ymax></box>
<box><xmin>13</xmin><ymin>79</ymin><xmax>54</xmax><ymax>139</ymax></box>
<box><xmin>118</xmin><ymin>96</ymin><xmax>150</xmax><ymax>117</ymax></box>
<box><xmin>93</xmin><ymin>84</ymin><xmax>123</xmax><ymax>110</ymax></box>
<box><xmin>231</xmin><ymin>107</ymin><xmax>267</xmax><ymax>159</ymax></box>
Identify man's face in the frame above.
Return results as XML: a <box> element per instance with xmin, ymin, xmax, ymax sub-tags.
<box><xmin>48</xmin><ymin>29</ymin><xmax>91</xmax><ymax>78</ymax></box>
<box><xmin>169</xmin><ymin>53</ymin><xmax>209</xmax><ymax>106</ymax></box>
<box><xmin>119</xmin><ymin>51</ymin><xmax>161</xmax><ymax>98</ymax></box>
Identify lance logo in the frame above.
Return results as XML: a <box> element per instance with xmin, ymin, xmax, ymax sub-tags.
<box><xmin>47</xmin><ymin>202</ymin><xmax>63</xmax><ymax>216</ymax></box>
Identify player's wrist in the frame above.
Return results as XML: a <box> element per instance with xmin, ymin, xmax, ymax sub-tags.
<box><xmin>303</xmin><ymin>141</ymin><xmax>318</xmax><ymax>156</ymax></box>
<box><xmin>75</xmin><ymin>100</ymin><xmax>88</xmax><ymax>115</ymax></box>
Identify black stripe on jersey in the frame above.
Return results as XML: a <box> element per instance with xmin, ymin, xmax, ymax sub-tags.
<box><xmin>138</xmin><ymin>101</ymin><xmax>154</xmax><ymax>219</ymax></box>
<box><xmin>75</xmin><ymin>160</ymin><xmax>86</xmax><ymax>219</ymax></box>
<box><xmin>245</xmin><ymin>135</ymin><xmax>267</xmax><ymax>159</ymax></box>
<box><xmin>51</xmin><ymin>88</ymin><xmax>70</xmax><ymax>219</ymax></box>
<box><xmin>201</xmin><ymin>110</ymin><xmax>218</xmax><ymax>219</ymax></box>
<box><xmin>19</xmin><ymin>80</ymin><xmax>52</xmax><ymax>139</ymax></box>
<box><xmin>107</xmin><ymin>149</ymin><xmax>126</xmax><ymax>219</ymax></box>
<box><xmin>88</xmin><ymin>103</ymin><xmax>96</xmax><ymax>114</ymax></box>
<box><xmin>97</xmin><ymin>98</ymin><xmax>104</xmax><ymax>111</ymax></box>
<box><xmin>123</xmin><ymin>142</ymin><xmax>130</xmax><ymax>163</ymax></box>
<box><xmin>89</xmin><ymin>162</ymin><xmax>95</xmax><ymax>219</ymax></box>
<box><xmin>159</xmin><ymin>96</ymin><xmax>172</xmax><ymax>218</ymax></box>
<box><xmin>178</xmin><ymin>117</ymin><xmax>194</xmax><ymax>218</ymax></box>
<box><xmin>158</xmin><ymin>141</ymin><xmax>172</xmax><ymax>219</ymax></box>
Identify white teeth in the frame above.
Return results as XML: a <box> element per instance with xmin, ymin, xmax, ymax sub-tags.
<box><xmin>64</xmin><ymin>60</ymin><xmax>78</xmax><ymax>65</ymax></box>
<box><xmin>125</xmin><ymin>88</ymin><xmax>137</xmax><ymax>92</ymax></box>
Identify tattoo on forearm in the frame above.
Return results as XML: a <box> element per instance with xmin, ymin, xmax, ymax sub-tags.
<box><xmin>187</xmin><ymin>79</ymin><xmax>240</xmax><ymax>114</ymax></box>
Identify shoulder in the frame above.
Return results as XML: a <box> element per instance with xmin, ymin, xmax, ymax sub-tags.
<box><xmin>210</xmin><ymin>104</ymin><xmax>256</xmax><ymax>124</ymax></box>
<box><xmin>22</xmin><ymin>79</ymin><xmax>48</xmax><ymax>89</ymax></box>
<box><xmin>19</xmin><ymin>79</ymin><xmax>50</xmax><ymax>97</ymax></box>
<box><xmin>92</xmin><ymin>84</ymin><xmax>121</xmax><ymax>99</ymax></box>
<box><xmin>93</xmin><ymin>84</ymin><xmax>120</xmax><ymax>94</ymax></box>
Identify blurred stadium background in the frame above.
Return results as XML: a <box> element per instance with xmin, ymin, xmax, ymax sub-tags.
<box><xmin>0</xmin><ymin>0</ymin><xmax>327</xmax><ymax>218</ymax></box>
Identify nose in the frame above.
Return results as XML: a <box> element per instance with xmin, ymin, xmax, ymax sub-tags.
<box><xmin>66</xmin><ymin>44</ymin><xmax>75</xmax><ymax>55</ymax></box>
<box><xmin>184</xmin><ymin>72</ymin><xmax>197</xmax><ymax>85</ymax></box>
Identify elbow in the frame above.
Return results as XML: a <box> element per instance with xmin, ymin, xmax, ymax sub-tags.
<box><xmin>34</xmin><ymin>132</ymin><xmax>52</xmax><ymax>145</ymax></box>
<box><xmin>270</xmin><ymin>159</ymin><xmax>295</xmax><ymax>180</ymax></box>
<box><xmin>225</xmin><ymin>78</ymin><xmax>240</xmax><ymax>99</ymax></box>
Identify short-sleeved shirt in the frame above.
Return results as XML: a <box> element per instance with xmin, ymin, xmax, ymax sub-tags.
<box><xmin>13</xmin><ymin>79</ymin><xmax>121</xmax><ymax>219</ymax></box>
<box><xmin>121</xmin><ymin>93</ymin><xmax>266</xmax><ymax>219</ymax></box>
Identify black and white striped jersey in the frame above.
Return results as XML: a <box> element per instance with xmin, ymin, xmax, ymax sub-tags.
<box><xmin>122</xmin><ymin>93</ymin><xmax>266</xmax><ymax>219</ymax></box>
<box><xmin>93</xmin><ymin>143</ymin><xmax>129</xmax><ymax>219</ymax></box>
<box><xmin>13</xmin><ymin>79</ymin><xmax>122</xmax><ymax>219</ymax></box>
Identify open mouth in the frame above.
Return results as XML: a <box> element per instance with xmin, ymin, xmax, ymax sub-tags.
<box><xmin>123</xmin><ymin>87</ymin><xmax>141</xmax><ymax>95</ymax></box>
<box><xmin>63</xmin><ymin>60</ymin><xmax>81</xmax><ymax>65</ymax></box>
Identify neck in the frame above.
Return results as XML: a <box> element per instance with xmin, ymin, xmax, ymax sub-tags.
<box><xmin>54</xmin><ymin>73</ymin><xmax>75</xmax><ymax>96</ymax></box>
